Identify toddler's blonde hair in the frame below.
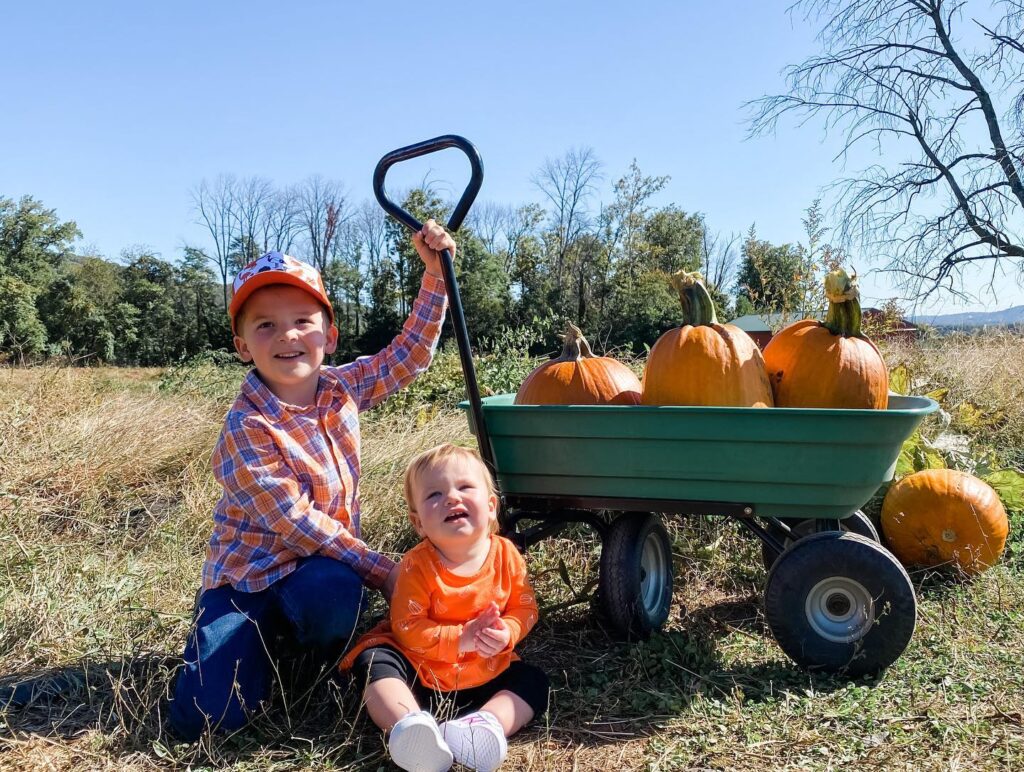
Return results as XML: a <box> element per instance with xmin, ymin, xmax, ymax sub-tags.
<box><xmin>404</xmin><ymin>443</ymin><xmax>498</xmax><ymax>521</ymax></box>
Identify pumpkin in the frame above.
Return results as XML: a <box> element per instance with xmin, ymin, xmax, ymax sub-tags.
<box><xmin>881</xmin><ymin>469</ymin><xmax>1009</xmax><ymax>576</ymax></box>
<box><xmin>641</xmin><ymin>271</ymin><xmax>773</xmax><ymax>407</ymax></box>
<box><xmin>763</xmin><ymin>269</ymin><xmax>888</xmax><ymax>409</ymax></box>
<box><xmin>514</xmin><ymin>322</ymin><xmax>641</xmax><ymax>405</ymax></box>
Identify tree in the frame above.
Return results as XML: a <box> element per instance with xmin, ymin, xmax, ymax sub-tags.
<box><xmin>601</xmin><ymin>206</ymin><xmax>705</xmax><ymax>348</ymax></box>
<box><xmin>193</xmin><ymin>175</ymin><xmax>237</xmax><ymax>310</ymax></box>
<box><xmin>532</xmin><ymin>148</ymin><xmax>603</xmax><ymax>302</ymax></box>
<box><xmin>234</xmin><ymin>176</ymin><xmax>274</xmax><ymax>263</ymax></box>
<box><xmin>0</xmin><ymin>275</ymin><xmax>48</xmax><ymax>361</ymax></box>
<box><xmin>701</xmin><ymin>224</ymin><xmax>741</xmax><ymax>319</ymax></box>
<box><xmin>637</xmin><ymin>206</ymin><xmax>704</xmax><ymax>275</ymax></box>
<box><xmin>454</xmin><ymin>233</ymin><xmax>510</xmax><ymax>342</ymax></box>
<box><xmin>735</xmin><ymin>226</ymin><xmax>804</xmax><ymax>315</ymax></box>
<box><xmin>178</xmin><ymin>247</ymin><xmax>227</xmax><ymax>352</ymax></box>
<box><xmin>0</xmin><ymin>195</ymin><xmax>80</xmax><ymax>288</ymax></box>
<box><xmin>750</xmin><ymin>0</ymin><xmax>1024</xmax><ymax>299</ymax></box>
<box><xmin>38</xmin><ymin>256</ymin><xmax>126</xmax><ymax>362</ymax></box>
<box><xmin>296</xmin><ymin>175</ymin><xmax>349</xmax><ymax>280</ymax></box>
<box><xmin>602</xmin><ymin>161</ymin><xmax>671</xmax><ymax>279</ymax></box>
<box><xmin>384</xmin><ymin>188</ymin><xmax>448</xmax><ymax>317</ymax></box>
<box><xmin>118</xmin><ymin>249</ymin><xmax>183</xmax><ymax>365</ymax></box>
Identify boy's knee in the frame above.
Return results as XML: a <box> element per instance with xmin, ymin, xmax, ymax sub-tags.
<box><xmin>278</xmin><ymin>559</ymin><xmax>365</xmax><ymax>650</ymax></box>
<box><xmin>292</xmin><ymin>604</ymin><xmax>359</xmax><ymax>651</ymax></box>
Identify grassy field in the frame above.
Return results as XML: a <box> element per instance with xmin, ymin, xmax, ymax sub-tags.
<box><xmin>1</xmin><ymin>332</ymin><xmax>1022</xmax><ymax>771</ymax></box>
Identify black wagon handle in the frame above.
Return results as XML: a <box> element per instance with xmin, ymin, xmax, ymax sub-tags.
<box><xmin>372</xmin><ymin>135</ymin><xmax>495</xmax><ymax>473</ymax></box>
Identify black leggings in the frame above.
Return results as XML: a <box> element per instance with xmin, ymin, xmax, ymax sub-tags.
<box><xmin>351</xmin><ymin>645</ymin><xmax>550</xmax><ymax>719</ymax></box>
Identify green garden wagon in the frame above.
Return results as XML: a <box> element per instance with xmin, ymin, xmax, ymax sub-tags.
<box><xmin>374</xmin><ymin>136</ymin><xmax>938</xmax><ymax>677</ymax></box>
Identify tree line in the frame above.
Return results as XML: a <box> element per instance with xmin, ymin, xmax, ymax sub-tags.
<box><xmin>0</xmin><ymin>157</ymin><xmax>836</xmax><ymax>367</ymax></box>
<box><xmin>6</xmin><ymin>1</ymin><xmax>1023</xmax><ymax>366</ymax></box>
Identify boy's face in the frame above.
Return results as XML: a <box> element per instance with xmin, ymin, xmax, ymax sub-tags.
<box><xmin>233</xmin><ymin>284</ymin><xmax>338</xmax><ymax>404</ymax></box>
<box><xmin>409</xmin><ymin>456</ymin><xmax>498</xmax><ymax>553</ymax></box>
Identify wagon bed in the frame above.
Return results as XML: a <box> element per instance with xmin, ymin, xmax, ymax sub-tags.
<box><xmin>465</xmin><ymin>393</ymin><xmax>938</xmax><ymax>522</ymax></box>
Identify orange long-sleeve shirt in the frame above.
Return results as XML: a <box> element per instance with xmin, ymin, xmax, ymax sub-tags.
<box><xmin>341</xmin><ymin>535</ymin><xmax>539</xmax><ymax>691</ymax></box>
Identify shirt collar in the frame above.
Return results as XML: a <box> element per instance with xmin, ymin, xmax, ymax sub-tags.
<box><xmin>241</xmin><ymin>368</ymin><xmax>328</xmax><ymax>416</ymax></box>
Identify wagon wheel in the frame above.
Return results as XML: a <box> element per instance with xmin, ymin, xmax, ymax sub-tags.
<box><xmin>764</xmin><ymin>531</ymin><xmax>916</xmax><ymax>677</ymax></box>
<box><xmin>760</xmin><ymin>510</ymin><xmax>879</xmax><ymax>571</ymax></box>
<box><xmin>597</xmin><ymin>514</ymin><xmax>673</xmax><ymax>639</ymax></box>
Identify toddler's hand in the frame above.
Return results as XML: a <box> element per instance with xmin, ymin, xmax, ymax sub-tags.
<box><xmin>473</xmin><ymin>618</ymin><xmax>510</xmax><ymax>657</ymax></box>
<box><xmin>412</xmin><ymin>219</ymin><xmax>455</xmax><ymax>278</ymax></box>
<box><xmin>458</xmin><ymin>602</ymin><xmax>501</xmax><ymax>654</ymax></box>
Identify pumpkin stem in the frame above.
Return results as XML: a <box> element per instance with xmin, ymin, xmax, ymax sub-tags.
<box><xmin>556</xmin><ymin>321</ymin><xmax>596</xmax><ymax>361</ymax></box>
<box><xmin>822</xmin><ymin>269</ymin><xmax>864</xmax><ymax>337</ymax></box>
<box><xmin>668</xmin><ymin>270</ymin><xmax>719</xmax><ymax>326</ymax></box>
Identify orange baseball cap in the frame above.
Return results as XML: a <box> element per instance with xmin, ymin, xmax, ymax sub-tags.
<box><xmin>228</xmin><ymin>252</ymin><xmax>334</xmax><ymax>333</ymax></box>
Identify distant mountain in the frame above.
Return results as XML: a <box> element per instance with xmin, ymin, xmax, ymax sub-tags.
<box><xmin>911</xmin><ymin>305</ymin><xmax>1024</xmax><ymax>328</ymax></box>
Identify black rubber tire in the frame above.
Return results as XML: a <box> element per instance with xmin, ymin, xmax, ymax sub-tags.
<box><xmin>761</xmin><ymin>510</ymin><xmax>879</xmax><ymax>571</ymax></box>
<box><xmin>598</xmin><ymin>514</ymin><xmax>673</xmax><ymax>639</ymax></box>
<box><xmin>764</xmin><ymin>531</ymin><xmax>916</xmax><ymax>677</ymax></box>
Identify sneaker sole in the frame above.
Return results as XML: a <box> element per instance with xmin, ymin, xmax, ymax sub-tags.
<box><xmin>447</xmin><ymin>726</ymin><xmax>506</xmax><ymax>772</ymax></box>
<box><xmin>389</xmin><ymin>722</ymin><xmax>453</xmax><ymax>772</ymax></box>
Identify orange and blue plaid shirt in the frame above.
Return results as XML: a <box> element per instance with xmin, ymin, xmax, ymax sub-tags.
<box><xmin>201</xmin><ymin>273</ymin><xmax>448</xmax><ymax>593</ymax></box>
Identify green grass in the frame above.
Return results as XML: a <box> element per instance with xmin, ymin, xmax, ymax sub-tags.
<box><xmin>1</xmin><ymin>334</ymin><xmax>1022</xmax><ymax>770</ymax></box>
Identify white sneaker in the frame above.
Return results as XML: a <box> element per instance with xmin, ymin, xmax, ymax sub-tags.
<box><xmin>388</xmin><ymin>710</ymin><xmax>454</xmax><ymax>772</ymax></box>
<box><xmin>439</xmin><ymin>710</ymin><xmax>508</xmax><ymax>772</ymax></box>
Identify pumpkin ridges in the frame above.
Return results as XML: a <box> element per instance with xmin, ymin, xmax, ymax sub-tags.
<box><xmin>881</xmin><ymin>469</ymin><xmax>1009</xmax><ymax>575</ymax></box>
<box><xmin>515</xmin><ymin>322</ymin><xmax>641</xmax><ymax>405</ymax></box>
<box><xmin>642</xmin><ymin>269</ymin><xmax>773</xmax><ymax>407</ymax></box>
<box><xmin>763</xmin><ymin>269</ymin><xmax>888</xmax><ymax>409</ymax></box>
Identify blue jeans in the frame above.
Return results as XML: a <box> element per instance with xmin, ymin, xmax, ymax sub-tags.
<box><xmin>168</xmin><ymin>556</ymin><xmax>365</xmax><ymax>741</ymax></box>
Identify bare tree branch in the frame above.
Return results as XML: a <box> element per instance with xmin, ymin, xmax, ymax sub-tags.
<box><xmin>749</xmin><ymin>0</ymin><xmax>1024</xmax><ymax>300</ymax></box>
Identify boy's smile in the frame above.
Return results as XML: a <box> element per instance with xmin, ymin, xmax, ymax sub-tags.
<box><xmin>233</xmin><ymin>285</ymin><xmax>338</xmax><ymax>406</ymax></box>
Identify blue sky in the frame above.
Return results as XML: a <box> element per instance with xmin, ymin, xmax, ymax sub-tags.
<box><xmin>5</xmin><ymin>0</ymin><xmax>1021</xmax><ymax>314</ymax></box>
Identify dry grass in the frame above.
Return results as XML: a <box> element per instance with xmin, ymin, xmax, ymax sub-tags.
<box><xmin>881</xmin><ymin>330</ymin><xmax>1024</xmax><ymax>465</ymax></box>
<box><xmin>1</xmin><ymin>343</ymin><xmax>1022</xmax><ymax>771</ymax></box>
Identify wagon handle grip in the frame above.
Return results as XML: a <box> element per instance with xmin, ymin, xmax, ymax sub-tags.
<box><xmin>372</xmin><ymin>135</ymin><xmax>495</xmax><ymax>473</ymax></box>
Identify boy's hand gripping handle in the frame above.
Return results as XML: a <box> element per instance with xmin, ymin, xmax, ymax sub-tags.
<box><xmin>372</xmin><ymin>136</ymin><xmax>494</xmax><ymax>474</ymax></box>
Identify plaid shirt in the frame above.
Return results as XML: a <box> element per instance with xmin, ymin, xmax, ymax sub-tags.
<box><xmin>201</xmin><ymin>273</ymin><xmax>448</xmax><ymax>593</ymax></box>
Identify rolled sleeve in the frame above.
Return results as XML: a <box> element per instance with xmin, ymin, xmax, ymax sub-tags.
<box><xmin>335</xmin><ymin>273</ymin><xmax>447</xmax><ymax>412</ymax></box>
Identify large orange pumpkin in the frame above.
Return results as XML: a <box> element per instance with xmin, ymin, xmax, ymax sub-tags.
<box><xmin>641</xmin><ymin>271</ymin><xmax>773</xmax><ymax>407</ymax></box>
<box><xmin>515</xmin><ymin>322</ymin><xmax>641</xmax><ymax>405</ymax></box>
<box><xmin>881</xmin><ymin>469</ymin><xmax>1009</xmax><ymax>576</ymax></box>
<box><xmin>763</xmin><ymin>269</ymin><xmax>888</xmax><ymax>409</ymax></box>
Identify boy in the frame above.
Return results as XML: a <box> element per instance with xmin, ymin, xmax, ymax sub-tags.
<box><xmin>168</xmin><ymin>220</ymin><xmax>455</xmax><ymax>741</ymax></box>
<box><xmin>341</xmin><ymin>444</ymin><xmax>549</xmax><ymax>772</ymax></box>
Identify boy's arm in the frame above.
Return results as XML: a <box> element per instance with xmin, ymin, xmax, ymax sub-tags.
<box><xmin>390</xmin><ymin>560</ymin><xmax>465</xmax><ymax>663</ymax></box>
<box><xmin>333</xmin><ymin>272</ymin><xmax>447</xmax><ymax>412</ymax></box>
<box><xmin>498</xmin><ymin>546</ymin><xmax>540</xmax><ymax>651</ymax></box>
<box><xmin>216</xmin><ymin>417</ymin><xmax>395</xmax><ymax>588</ymax></box>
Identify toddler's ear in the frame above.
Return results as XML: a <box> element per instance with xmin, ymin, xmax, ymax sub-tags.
<box><xmin>408</xmin><ymin>510</ymin><xmax>426</xmax><ymax>538</ymax></box>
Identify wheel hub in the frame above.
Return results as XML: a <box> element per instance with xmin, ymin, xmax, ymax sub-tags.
<box><xmin>804</xmin><ymin>576</ymin><xmax>875</xmax><ymax>643</ymax></box>
<box><xmin>640</xmin><ymin>532</ymin><xmax>669</xmax><ymax>614</ymax></box>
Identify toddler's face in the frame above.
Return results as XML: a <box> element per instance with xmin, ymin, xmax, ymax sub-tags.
<box><xmin>233</xmin><ymin>285</ymin><xmax>337</xmax><ymax>403</ymax></box>
<box><xmin>409</xmin><ymin>456</ymin><xmax>497</xmax><ymax>553</ymax></box>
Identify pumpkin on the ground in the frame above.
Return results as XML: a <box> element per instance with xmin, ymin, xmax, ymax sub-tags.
<box><xmin>515</xmin><ymin>322</ymin><xmax>641</xmax><ymax>405</ymax></box>
<box><xmin>763</xmin><ymin>269</ymin><xmax>888</xmax><ymax>409</ymax></box>
<box><xmin>881</xmin><ymin>469</ymin><xmax>1009</xmax><ymax>576</ymax></box>
<box><xmin>641</xmin><ymin>271</ymin><xmax>773</xmax><ymax>407</ymax></box>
